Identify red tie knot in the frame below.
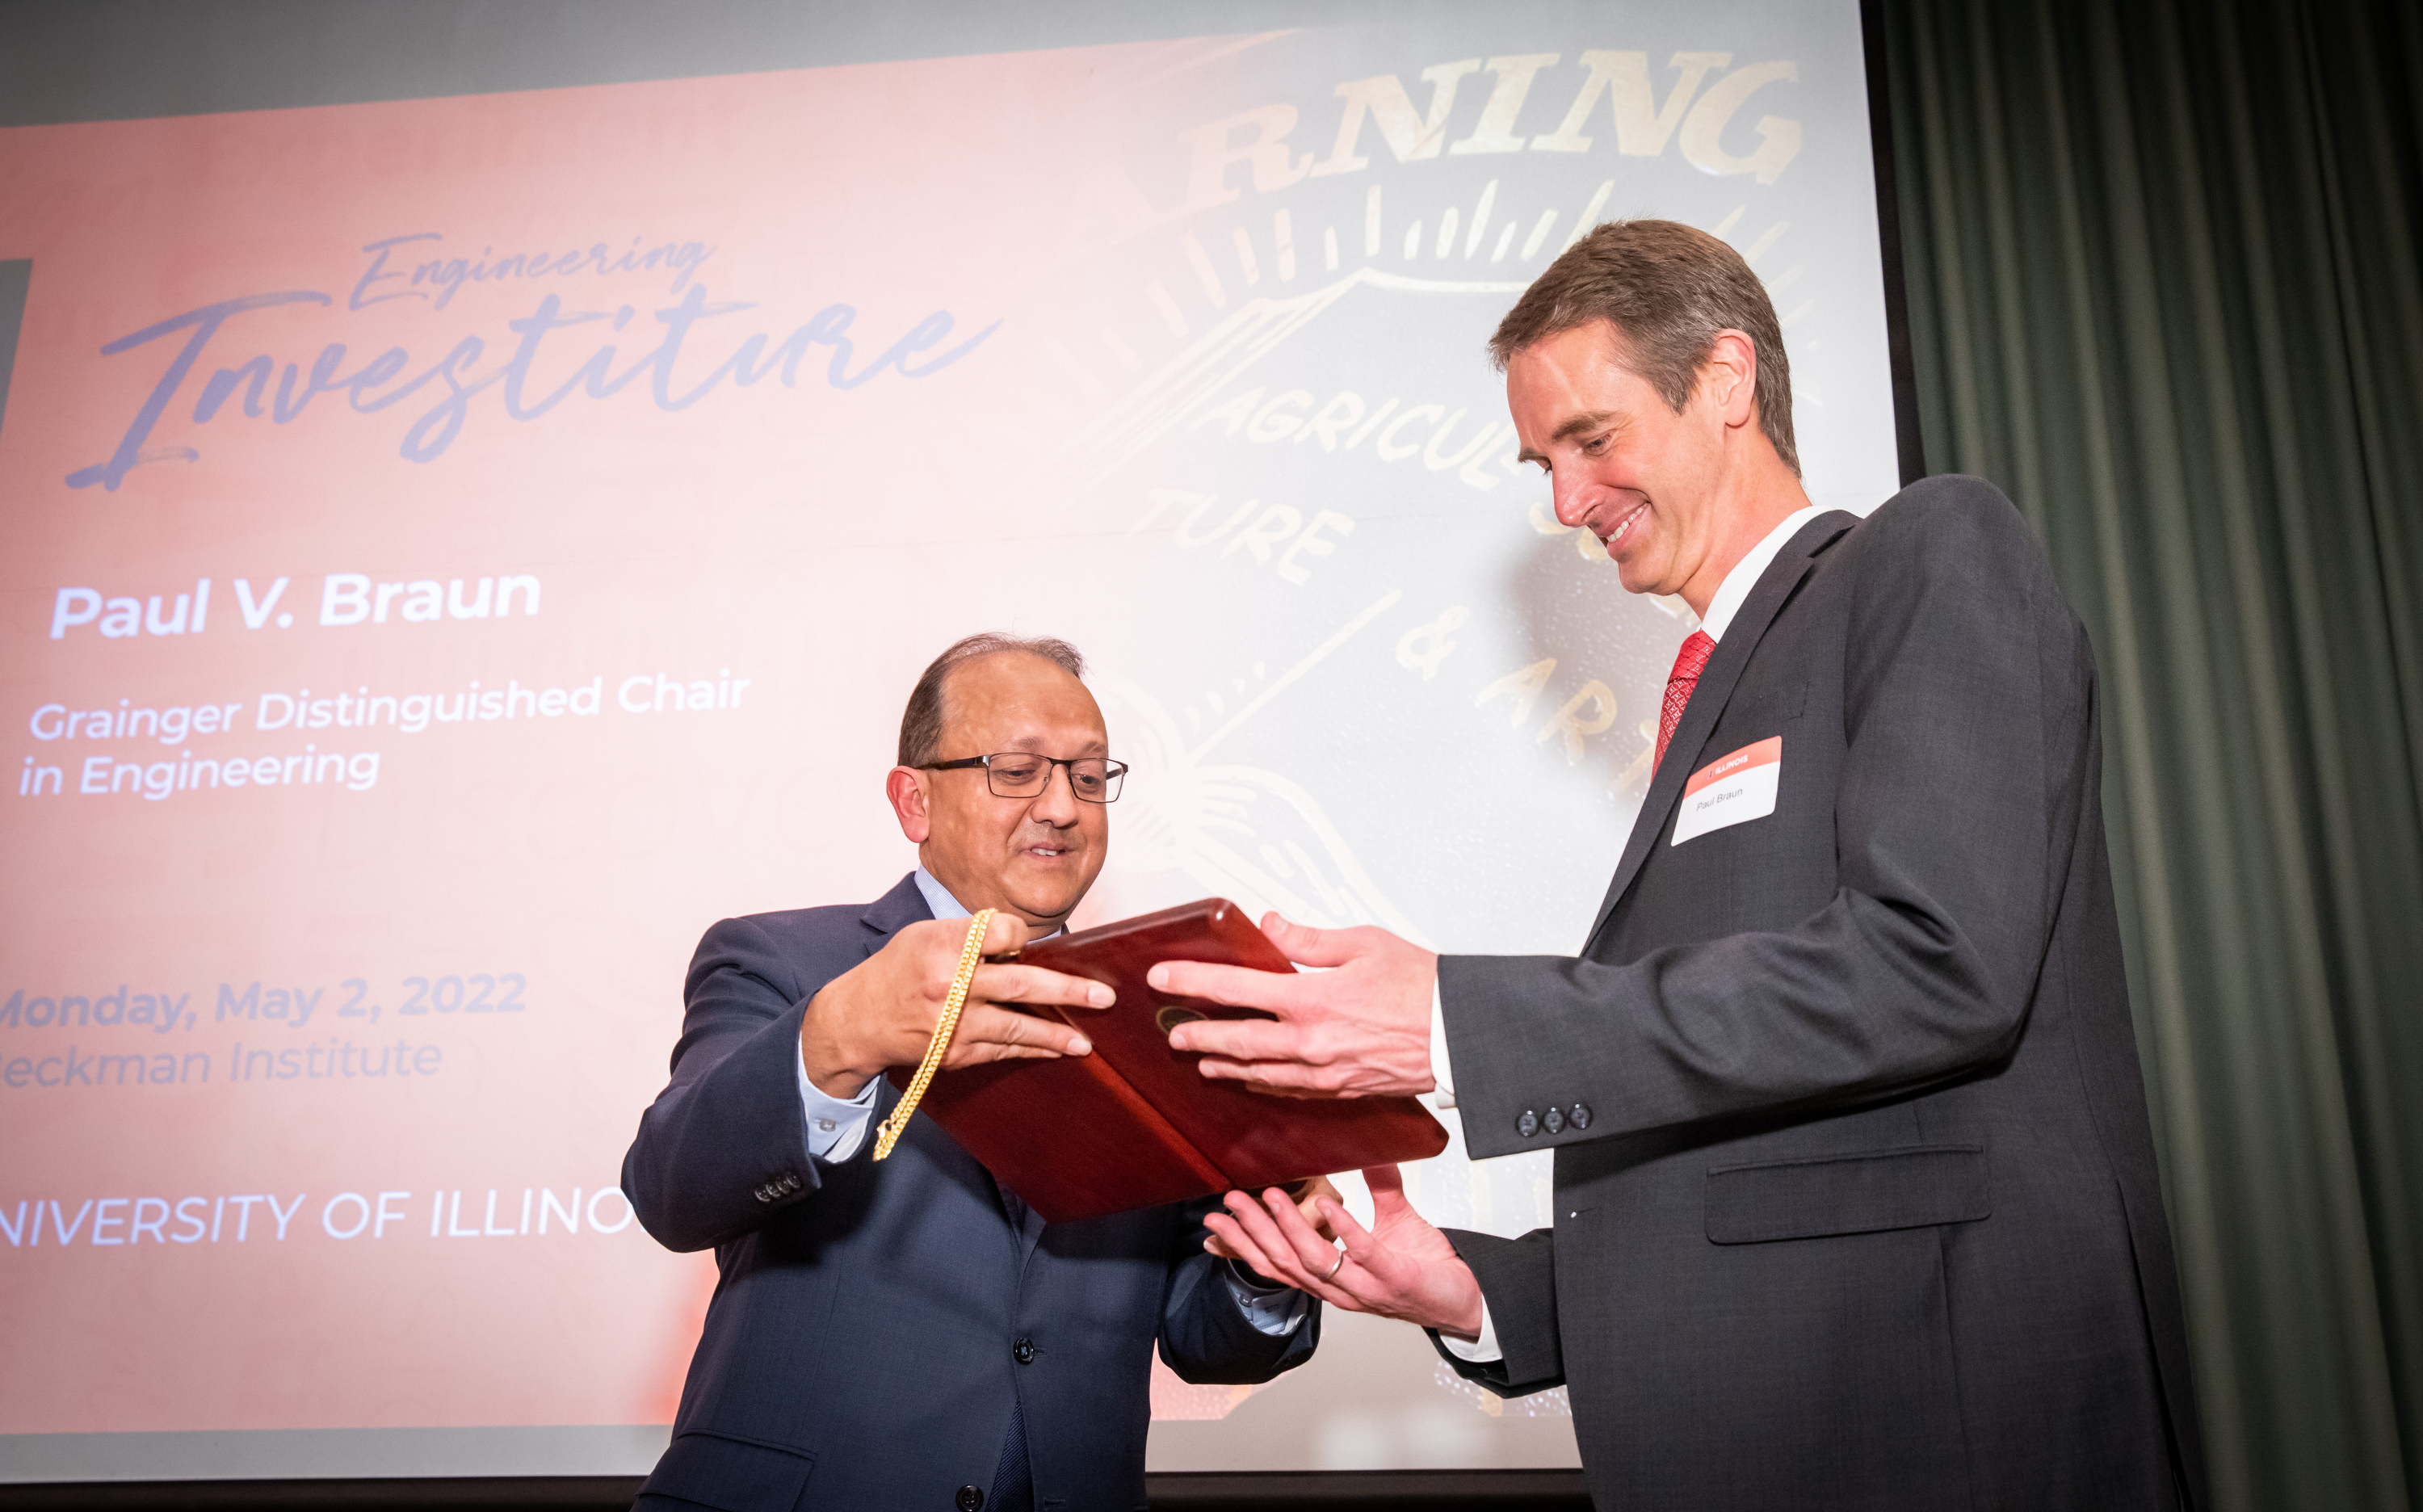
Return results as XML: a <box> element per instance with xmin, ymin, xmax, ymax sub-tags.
<box><xmin>1655</xmin><ymin>630</ymin><xmax>1715</xmax><ymax>773</ymax></box>
<box><xmin>1672</xmin><ymin>629</ymin><xmax>1715</xmax><ymax>683</ymax></box>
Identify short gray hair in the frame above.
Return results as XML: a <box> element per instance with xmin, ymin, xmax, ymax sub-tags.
<box><xmin>897</xmin><ymin>632</ymin><xmax>1087</xmax><ymax>767</ymax></box>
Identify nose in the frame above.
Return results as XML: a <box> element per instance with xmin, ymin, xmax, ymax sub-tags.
<box><xmin>1027</xmin><ymin>761</ymin><xmax>1081</xmax><ymax>825</ymax></box>
<box><xmin>1552</xmin><ymin>471</ymin><xmax>1594</xmax><ymax>530</ymax></box>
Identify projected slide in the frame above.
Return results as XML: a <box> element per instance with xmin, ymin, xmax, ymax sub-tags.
<box><xmin>0</xmin><ymin>0</ymin><xmax>1895</xmax><ymax>1478</ymax></box>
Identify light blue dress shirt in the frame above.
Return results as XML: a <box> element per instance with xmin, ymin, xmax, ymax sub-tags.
<box><xmin>795</xmin><ymin>866</ymin><xmax>1308</xmax><ymax>1335</ymax></box>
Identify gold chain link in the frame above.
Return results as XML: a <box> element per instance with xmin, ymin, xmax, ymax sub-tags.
<box><xmin>871</xmin><ymin>908</ymin><xmax>995</xmax><ymax>1161</ymax></box>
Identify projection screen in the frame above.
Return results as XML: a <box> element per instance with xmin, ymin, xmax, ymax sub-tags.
<box><xmin>0</xmin><ymin>0</ymin><xmax>1897</xmax><ymax>1480</ymax></box>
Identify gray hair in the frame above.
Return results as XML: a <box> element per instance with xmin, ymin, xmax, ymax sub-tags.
<box><xmin>897</xmin><ymin>632</ymin><xmax>1087</xmax><ymax>767</ymax></box>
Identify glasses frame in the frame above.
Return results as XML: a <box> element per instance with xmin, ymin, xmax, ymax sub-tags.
<box><xmin>920</xmin><ymin>751</ymin><xmax>1128</xmax><ymax>804</ymax></box>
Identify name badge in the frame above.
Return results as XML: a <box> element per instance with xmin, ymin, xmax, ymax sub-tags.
<box><xmin>1670</xmin><ymin>737</ymin><xmax>1782</xmax><ymax>846</ymax></box>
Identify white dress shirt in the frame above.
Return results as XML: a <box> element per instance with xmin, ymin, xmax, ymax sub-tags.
<box><xmin>795</xmin><ymin>867</ymin><xmax>1308</xmax><ymax>1335</ymax></box>
<box><xmin>1697</xmin><ymin>503</ymin><xmax>1825</xmax><ymax>643</ymax></box>
<box><xmin>1432</xmin><ymin>502</ymin><xmax>1826</xmax><ymax>1366</ymax></box>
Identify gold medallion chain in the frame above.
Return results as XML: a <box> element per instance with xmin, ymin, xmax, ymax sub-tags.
<box><xmin>871</xmin><ymin>908</ymin><xmax>994</xmax><ymax>1161</ymax></box>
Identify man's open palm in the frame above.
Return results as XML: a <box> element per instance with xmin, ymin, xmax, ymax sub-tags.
<box><xmin>1202</xmin><ymin>1164</ymin><xmax>1484</xmax><ymax>1340</ymax></box>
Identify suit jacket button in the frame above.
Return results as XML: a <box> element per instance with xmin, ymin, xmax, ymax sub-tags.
<box><xmin>956</xmin><ymin>1484</ymin><xmax>985</xmax><ymax>1510</ymax></box>
<box><xmin>1517</xmin><ymin>1110</ymin><xmax>1539</xmax><ymax>1137</ymax></box>
<box><xmin>1569</xmin><ymin>1103</ymin><xmax>1592</xmax><ymax>1130</ymax></box>
<box><xmin>753</xmin><ymin>1186</ymin><xmax>771</xmax><ymax>1203</ymax></box>
<box><xmin>1543</xmin><ymin>1107</ymin><xmax>1565</xmax><ymax>1135</ymax></box>
<box><xmin>1012</xmin><ymin>1336</ymin><xmax>1037</xmax><ymax>1365</ymax></box>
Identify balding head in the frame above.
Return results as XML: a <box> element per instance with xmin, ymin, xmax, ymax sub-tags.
<box><xmin>885</xmin><ymin>635</ymin><xmax>1111</xmax><ymax>931</ymax></box>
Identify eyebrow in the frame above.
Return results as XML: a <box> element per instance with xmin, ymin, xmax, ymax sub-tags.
<box><xmin>1515</xmin><ymin>410</ymin><xmax>1619</xmax><ymax>465</ymax></box>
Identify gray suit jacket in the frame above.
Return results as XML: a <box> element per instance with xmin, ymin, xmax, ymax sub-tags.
<box><xmin>1436</xmin><ymin>478</ymin><xmax>2206</xmax><ymax>1510</ymax></box>
<box><xmin>621</xmin><ymin>874</ymin><xmax>1318</xmax><ymax>1511</ymax></box>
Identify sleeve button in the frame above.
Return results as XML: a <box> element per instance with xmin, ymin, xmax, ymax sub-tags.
<box><xmin>1543</xmin><ymin>1107</ymin><xmax>1565</xmax><ymax>1135</ymax></box>
<box><xmin>1569</xmin><ymin>1103</ymin><xmax>1592</xmax><ymax>1130</ymax></box>
<box><xmin>1516</xmin><ymin>1110</ymin><xmax>1539</xmax><ymax>1137</ymax></box>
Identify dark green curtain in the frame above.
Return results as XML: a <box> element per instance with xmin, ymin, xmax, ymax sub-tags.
<box><xmin>1873</xmin><ymin>0</ymin><xmax>2423</xmax><ymax>1506</ymax></box>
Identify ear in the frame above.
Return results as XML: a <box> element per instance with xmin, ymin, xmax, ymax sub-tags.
<box><xmin>1702</xmin><ymin>330</ymin><xmax>1760</xmax><ymax>430</ymax></box>
<box><xmin>886</xmin><ymin>766</ymin><xmax>932</xmax><ymax>843</ymax></box>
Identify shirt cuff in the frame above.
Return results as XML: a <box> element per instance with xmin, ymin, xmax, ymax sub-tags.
<box><xmin>1437</xmin><ymin>1301</ymin><xmax>1501</xmax><ymax>1363</ymax></box>
<box><xmin>1429</xmin><ymin>976</ymin><xmax>1456</xmax><ymax>1109</ymax></box>
<box><xmin>796</xmin><ymin>1048</ymin><xmax>880</xmax><ymax>1164</ymax></box>
<box><xmin>1224</xmin><ymin>1260</ymin><xmax>1312</xmax><ymax>1337</ymax></box>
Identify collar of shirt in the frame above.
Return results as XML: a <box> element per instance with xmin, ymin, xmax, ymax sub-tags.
<box><xmin>911</xmin><ymin>865</ymin><xmax>1061</xmax><ymax>940</ymax></box>
<box><xmin>1697</xmin><ymin>502</ymin><xmax>1828</xmax><ymax>643</ymax></box>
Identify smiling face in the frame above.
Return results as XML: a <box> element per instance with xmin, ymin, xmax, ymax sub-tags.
<box><xmin>889</xmin><ymin>652</ymin><xmax>1110</xmax><ymax>930</ymax></box>
<box><xmin>1507</xmin><ymin>321</ymin><xmax>1740</xmax><ymax>606</ymax></box>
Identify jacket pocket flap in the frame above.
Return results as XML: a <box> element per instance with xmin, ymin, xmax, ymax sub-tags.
<box><xmin>642</xmin><ymin>1430</ymin><xmax>817</xmax><ymax>1511</ymax></box>
<box><xmin>1706</xmin><ymin>1144</ymin><xmax>1989</xmax><ymax>1245</ymax></box>
<box><xmin>1735</xmin><ymin>678</ymin><xmax>1808</xmax><ymax>721</ymax></box>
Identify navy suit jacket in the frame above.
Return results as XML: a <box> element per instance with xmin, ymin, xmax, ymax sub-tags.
<box><xmin>1437</xmin><ymin>481</ymin><xmax>2205</xmax><ymax>1510</ymax></box>
<box><xmin>622</xmin><ymin>874</ymin><xmax>1318</xmax><ymax>1512</ymax></box>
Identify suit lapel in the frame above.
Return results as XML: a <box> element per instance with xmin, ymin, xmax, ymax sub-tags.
<box><xmin>852</xmin><ymin>873</ymin><xmax>925</xmax><ymax>1155</ymax></box>
<box><xmin>859</xmin><ymin>872</ymin><xmax>930</xmax><ymax>939</ymax></box>
<box><xmin>1582</xmin><ymin>512</ymin><xmax>1857</xmax><ymax>951</ymax></box>
<box><xmin>1013</xmin><ymin>1195</ymin><xmax>1048</xmax><ymax>1263</ymax></box>
<box><xmin>864</xmin><ymin>872</ymin><xmax>1048</xmax><ymax>1258</ymax></box>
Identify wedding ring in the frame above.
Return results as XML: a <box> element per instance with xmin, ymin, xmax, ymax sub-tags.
<box><xmin>1324</xmin><ymin>1250</ymin><xmax>1346</xmax><ymax>1280</ymax></box>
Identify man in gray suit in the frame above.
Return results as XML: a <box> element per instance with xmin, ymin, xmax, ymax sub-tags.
<box><xmin>1159</xmin><ymin>222</ymin><xmax>2207</xmax><ymax>1509</ymax></box>
<box><xmin>624</xmin><ymin>634</ymin><xmax>1318</xmax><ymax>1512</ymax></box>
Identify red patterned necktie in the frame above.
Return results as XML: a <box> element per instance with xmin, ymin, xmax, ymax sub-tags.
<box><xmin>1654</xmin><ymin>630</ymin><xmax>1715</xmax><ymax>773</ymax></box>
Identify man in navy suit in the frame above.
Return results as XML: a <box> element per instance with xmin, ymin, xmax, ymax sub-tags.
<box><xmin>623</xmin><ymin>632</ymin><xmax>1319</xmax><ymax>1512</ymax></box>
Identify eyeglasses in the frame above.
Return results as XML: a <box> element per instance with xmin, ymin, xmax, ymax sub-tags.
<box><xmin>921</xmin><ymin>752</ymin><xmax>1128</xmax><ymax>804</ymax></box>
